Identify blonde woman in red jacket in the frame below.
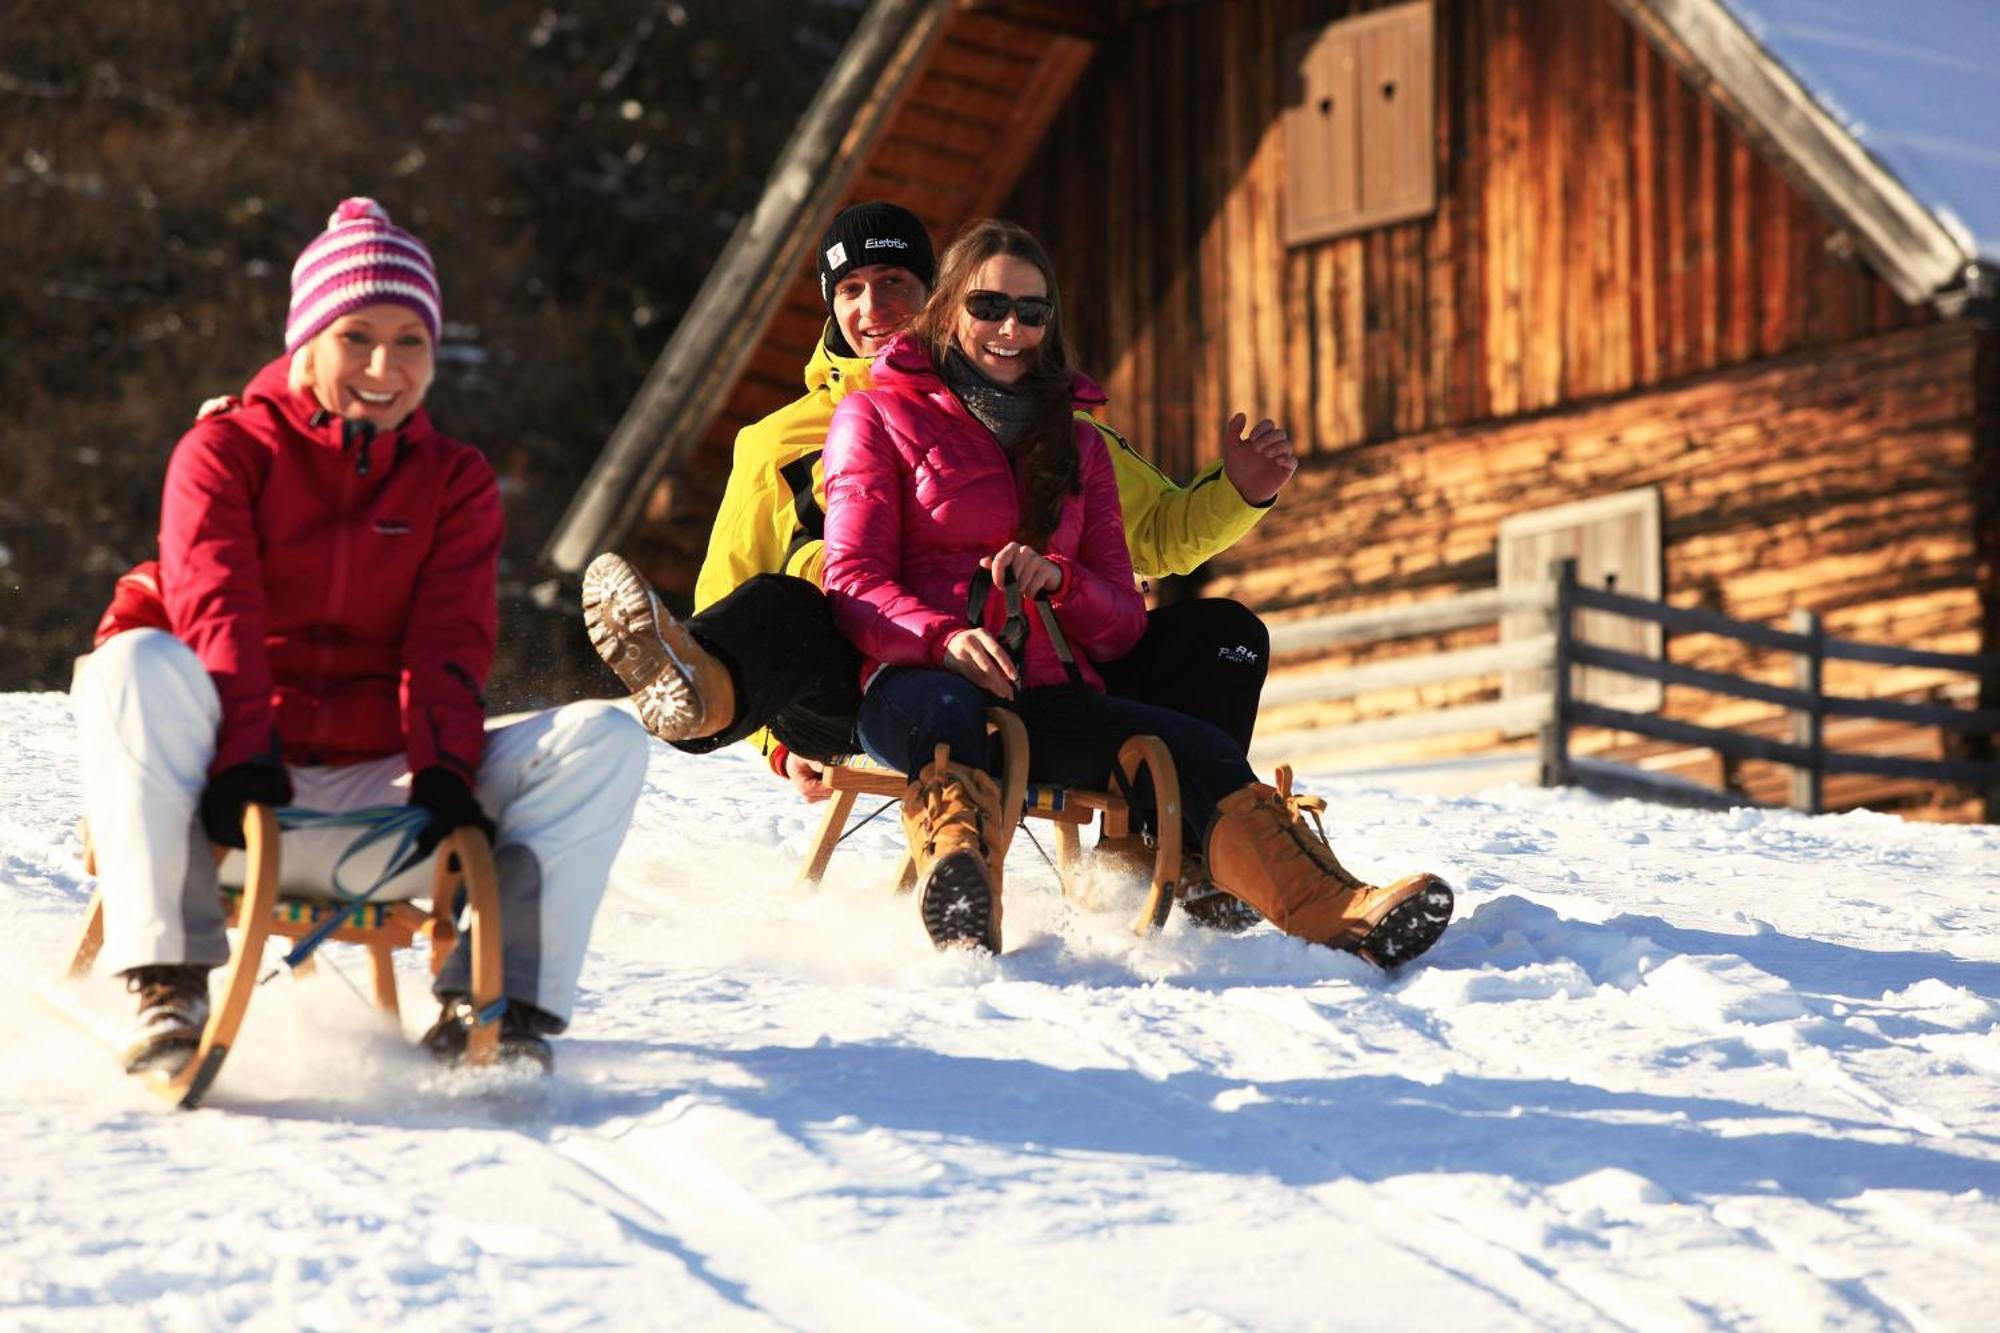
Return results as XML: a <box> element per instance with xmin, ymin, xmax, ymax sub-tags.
<box><xmin>822</xmin><ymin>219</ymin><xmax>1452</xmax><ymax>962</ymax></box>
<box><xmin>70</xmin><ymin>200</ymin><xmax>649</xmax><ymax>1077</ymax></box>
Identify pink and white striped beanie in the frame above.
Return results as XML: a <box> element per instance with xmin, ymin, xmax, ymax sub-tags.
<box><xmin>284</xmin><ymin>198</ymin><xmax>442</xmax><ymax>353</ymax></box>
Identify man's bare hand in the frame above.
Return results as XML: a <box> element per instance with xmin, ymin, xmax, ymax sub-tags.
<box><xmin>784</xmin><ymin>751</ymin><xmax>832</xmax><ymax>804</ymax></box>
<box><xmin>1220</xmin><ymin>412</ymin><xmax>1298</xmax><ymax>505</ymax></box>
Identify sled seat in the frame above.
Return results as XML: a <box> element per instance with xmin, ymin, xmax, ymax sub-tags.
<box><xmin>796</xmin><ymin>709</ymin><xmax>1185</xmax><ymax>938</ymax></box>
<box><xmin>66</xmin><ymin>805</ymin><xmax>504</xmax><ymax>1109</ymax></box>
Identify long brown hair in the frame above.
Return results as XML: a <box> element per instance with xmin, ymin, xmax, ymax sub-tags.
<box><xmin>909</xmin><ymin>218</ymin><xmax>1080</xmax><ymax>547</ymax></box>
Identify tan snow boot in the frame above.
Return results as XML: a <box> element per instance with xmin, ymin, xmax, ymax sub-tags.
<box><xmin>582</xmin><ymin>552</ymin><xmax>737</xmax><ymax>741</ymax></box>
<box><xmin>901</xmin><ymin>745</ymin><xmax>1006</xmax><ymax>952</ymax></box>
<box><xmin>1205</xmin><ymin>773</ymin><xmax>1453</xmax><ymax>966</ymax></box>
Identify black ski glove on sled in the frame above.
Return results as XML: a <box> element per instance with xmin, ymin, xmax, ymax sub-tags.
<box><xmin>408</xmin><ymin>767</ymin><xmax>496</xmax><ymax>861</ymax></box>
<box><xmin>199</xmin><ymin>761</ymin><xmax>294</xmax><ymax>849</ymax></box>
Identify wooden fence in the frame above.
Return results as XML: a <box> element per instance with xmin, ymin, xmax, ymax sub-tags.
<box><xmin>1250</xmin><ymin>582</ymin><xmax>1554</xmax><ymax>766</ymax></box>
<box><xmin>1538</xmin><ymin>559</ymin><xmax>2000</xmax><ymax>818</ymax></box>
<box><xmin>1251</xmin><ymin>558</ymin><xmax>2000</xmax><ymax>820</ymax></box>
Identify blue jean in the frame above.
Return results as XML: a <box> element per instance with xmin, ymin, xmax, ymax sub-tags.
<box><xmin>856</xmin><ymin>668</ymin><xmax>1257</xmax><ymax>843</ymax></box>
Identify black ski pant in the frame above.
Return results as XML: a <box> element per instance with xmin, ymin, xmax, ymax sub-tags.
<box><xmin>1095</xmin><ymin>597</ymin><xmax>1270</xmax><ymax>752</ymax></box>
<box><xmin>672</xmin><ymin>574</ymin><xmax>863</xmax><ymax>763</ymax></box>
<box><xmin>678</xmin><ymin>578</ymin><xmax>1272</xmax><ymax>772</ymax></box>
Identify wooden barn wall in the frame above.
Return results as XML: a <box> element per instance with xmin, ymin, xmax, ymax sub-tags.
<box><xmin>1232</xmin><ymin>321</ymin><xmax>1984</xmax><ymax>759</ymax></box>
<box><xmin>1005</xmin><ymin>0</ymin><xmax>1923</xmax><ymax>484</ymax></box>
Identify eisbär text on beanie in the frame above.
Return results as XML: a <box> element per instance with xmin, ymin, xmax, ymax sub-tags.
<box><xmin>816</xmin><ymin>200</ymin><xmax>936</xmax><ymax>308</ymax></box>
<box><xmin>285</xmin><ymin>198</ymin><xmax>442</xmax><ymax>353</ymax></box>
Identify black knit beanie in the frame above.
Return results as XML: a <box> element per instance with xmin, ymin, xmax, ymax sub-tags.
<box><xmin>816</xmin><ymin>201</ymin><xmax>936</xmax><ymax>310</ymax></box>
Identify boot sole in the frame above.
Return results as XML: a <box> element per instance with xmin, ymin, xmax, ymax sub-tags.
<box><xmin>1180</xmin><ymin>889</ymin><xmax>1263</xmax><ymax>934</ymax></box>
<box><xmin>581</xmin><ymin>553</ymin><xmax>704</xmax><ymax>740</ymax></box>
<box><xmin>921</xmin><ymin>852</ymin><xmax>996</xmax><ymax>953</ymax></box>
<box><xmin>123</xmin><ymin>1032</ymin><xmax>200</xmax><ymax>1077</ymax></box>
<box><xmin>1354</xmin><ymin>877</ymin><xmax>1454</xmax><ymax>967</ymax></box>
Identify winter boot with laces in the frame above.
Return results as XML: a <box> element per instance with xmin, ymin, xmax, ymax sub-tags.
<box><xmin>420</xmin><ymin>996</ymin><xmax>560</xmax><ymax>1074</ymax></box>
<box><xmin>119</xmin><ymin>964</ymin><xmax>211</xmax><ymax>1076</ymax></box>
<box><xmin>581</xmin><ymin>552</ymin><xmax>737</xmax><ymax>742</ymax></box>
<box><xmin>1205</xmin><ymin>770</ymin><xmax>1453</xmax><ymax>966</ymax></box>
<box><xmin>902</xmin><ymin>745</ymin><xmax>1006</xmax><ymax>953</ymax></box>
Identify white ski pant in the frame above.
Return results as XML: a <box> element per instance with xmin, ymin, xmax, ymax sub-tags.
<box><xmin>71</xmin><ymin>628</ymin><xmax>651</xmax><ymax>1025</ymax></box>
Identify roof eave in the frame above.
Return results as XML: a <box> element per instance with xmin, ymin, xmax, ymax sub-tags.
<box><xmin>541</xmin><ymin>0</ymin><xmax>956</xmax><ymax>577</ymax></box>
<box><xmin>1607</xmin><ymin>0</ymin><xmax>1971</xmax><ymax>311</ymax></box>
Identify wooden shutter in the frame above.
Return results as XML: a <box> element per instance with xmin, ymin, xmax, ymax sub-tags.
<box><xmin>1498</xmin><ymin>487</ymin><xmax>1666</xmax><ymax>715</ymax></box>
<box><xmin>1283</xmin><ymin>0</ymin><xmax>1435</xmax><ymax>245</ymax></box>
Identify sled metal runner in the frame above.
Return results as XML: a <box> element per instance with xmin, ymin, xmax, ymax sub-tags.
<box><xmin>798</xmin><ymin>709</ymin><xmax>1185</xmax><ymax>939</ymax></box>
<box><xmin>65</xmin><ymin>805</ymin><xmax>506</xmax><ymax>1109</ymax></box>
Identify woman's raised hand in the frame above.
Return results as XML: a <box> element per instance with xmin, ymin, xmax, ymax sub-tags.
<box><xmin>942</xmin><ymin>627</ymin><xmax>1019</xmax><ymax>699</ymax></box>
<box><xmin>981</xmin><ymin>542</ymin><xmax>1062</xmax><ymax>599</ymax></box>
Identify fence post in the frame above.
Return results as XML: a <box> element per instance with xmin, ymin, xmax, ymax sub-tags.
<box><xmin>1789</xmin><ymin>607</ymin><xmax>1825</xmax><ymax>814</ymax></box>
<box><xmin>1539</xmin><ymin>558</ymin><xmax>1576</xmax><ymax>788</ymax></box>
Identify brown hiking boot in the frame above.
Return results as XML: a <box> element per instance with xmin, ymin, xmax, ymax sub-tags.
<box><xmin>119</xmin><ymin>964</ymin><xmax>211</xmax><ymax>1076</ymax></box>
<box><xmin>582</xmin><ymin>552</ymin><xmax>737</xmax><ymax>742</ymax></box>
<box><xmin>1205</xmin><ymin>777</ymin><xmax>1452</xmax><ymax>966</ymax></box>
<box><xmin>902</xmin><ymin>745</ymin><xmax>1006</xmax><ymax>952</ymax></box>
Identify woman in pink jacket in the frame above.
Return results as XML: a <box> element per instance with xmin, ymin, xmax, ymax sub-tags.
<box><xmin>822</xmin><ymin>219</ymin><xmax>1452</xmax><ymax>962</ymax></box>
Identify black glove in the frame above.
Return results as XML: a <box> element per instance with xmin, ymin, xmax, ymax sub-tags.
<box><xmin>199</xmin><ymin>762</ymin><xmax>294</xmax><ymax>849</ymax></box>
<box><xmin>409</xmin><ymin>767</ymin><xmax>497</xmax><ymax>861</ymax></box>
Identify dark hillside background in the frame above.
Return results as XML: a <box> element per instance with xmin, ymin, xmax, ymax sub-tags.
<box><xmin>0</xmin><ymin>0</ymin><xmax>863</xmax><ymax>705</ymax></box>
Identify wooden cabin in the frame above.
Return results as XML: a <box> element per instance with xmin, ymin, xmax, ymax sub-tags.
<box><xmin>547</xmin><ymin>0</ymin><xmax>1999</xmax><ymax>819</ymax></box>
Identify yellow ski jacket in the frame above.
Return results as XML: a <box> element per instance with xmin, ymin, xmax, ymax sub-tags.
<box><xmin>691</xmin><ymin>325</ymin><xmax>1274</xmax><ymax>754</ymax></box>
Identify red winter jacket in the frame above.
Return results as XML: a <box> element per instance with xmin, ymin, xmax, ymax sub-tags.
<box><xmin>141</xmin><ymin>357</ymin><xmax>501</xmax><ymax>779</ymax></box>
<box><xmin>821</xmin><ymin>334</ymin><xmax>1146</xmax><ymax>692</ymax></box>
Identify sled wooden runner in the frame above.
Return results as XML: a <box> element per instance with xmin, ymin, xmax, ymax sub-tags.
<box><xmin>796</xmin><ymin>712</ymin><xmax>1185</xmax><ymax>938</ymax></box>
<box><xmin>66</xmin><ymin>805</ymin><xmax>505</xmax><ymax>1109</ymax></box>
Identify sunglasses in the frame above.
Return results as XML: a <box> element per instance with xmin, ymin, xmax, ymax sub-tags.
<box><xmin>965</xmin><ymin>290</ymin><xmax>1055</xmax><ymax>327</ymax></box>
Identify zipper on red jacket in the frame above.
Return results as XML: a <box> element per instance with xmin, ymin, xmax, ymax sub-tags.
<box><xmin>344</xmin><ymin>417</ymin><xmax>377</xmax><ymax>477</ymax></box>
<box><xmin>311</xmin><ymin>418</ymin><xmax>377</xmax><ymax>728</ymax></box>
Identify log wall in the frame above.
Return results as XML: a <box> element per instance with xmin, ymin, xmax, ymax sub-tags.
<box><xmin>1236</xmin><ymin>322</ymin><xmax>1986</xmax><ymax>807</ymax></box>
<box><xmin>1007</xmin><ymin>0</ymin><xmax>1924</xmax><ymax>481</ymax></box>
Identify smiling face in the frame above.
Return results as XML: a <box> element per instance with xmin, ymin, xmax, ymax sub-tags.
<box><xmin>832</xmin><ymin>263</ymin><xmax>926</xmax><ymax>357</ymax></box>
<box><xmin>952</xmin><ymin>255</ymin><xmax>1048</xmax><ymax>386</ymax></box>
<box><xmin>302</xmin><ymin>303</ymin><xmax>435</xmax><ymax>426</ymax></box>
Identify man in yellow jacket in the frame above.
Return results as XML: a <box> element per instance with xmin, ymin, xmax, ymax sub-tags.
<box><xmin>584</xmin><ymin>202</ymin><xmax>1297</xmax><ymax>807</ymax></box>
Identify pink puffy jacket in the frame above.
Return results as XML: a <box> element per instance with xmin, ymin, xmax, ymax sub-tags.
<box><xmin>822</xmin><ymin>334</ymin><xmax>1146</xmax><ymax>692</ymax></box>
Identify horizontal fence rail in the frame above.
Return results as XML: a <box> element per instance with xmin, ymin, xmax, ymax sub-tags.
<box><xmin>1265</xmin><ymin>584</ymin><xmax>1554</xmax><ymax>656</ymax></box>
<box><xmin>1570</xmin><ymin>582</ymin><xmax>2000</xmax><ymax>676</ymax></box>
<box><xmin>1251</xmin><ymin>585</ymin><xmax>1556</xmax><ymax>765</ymax></box>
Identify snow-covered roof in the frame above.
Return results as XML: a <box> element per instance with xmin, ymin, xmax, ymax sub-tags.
<box><xmin>1718</xmin><ymin>0</ymin><xmax>2000</xmax><ymax>266</ymax></box>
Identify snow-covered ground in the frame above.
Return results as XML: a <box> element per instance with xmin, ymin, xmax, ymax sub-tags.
<box><xmin>4</xmin><ymin>689</ymin><xmax>1998</xmax><ymax>1331</ymax></box>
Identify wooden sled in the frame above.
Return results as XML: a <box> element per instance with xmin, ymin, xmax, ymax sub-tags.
<box><xmin>797</xmin><ymin>712</ymin><xmax>1184</xmax><ymax>939</ymax></box>
<box><xmin>66</xmin><ymin>804</ymin><xmax>505</xmax><ymax>1109</ymax></box>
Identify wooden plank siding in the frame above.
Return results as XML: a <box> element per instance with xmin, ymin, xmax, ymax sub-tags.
<box><xmin>1005</xmin><ymin>0</ymin><xmax>1921</xmax><ymax>474</ymax></box>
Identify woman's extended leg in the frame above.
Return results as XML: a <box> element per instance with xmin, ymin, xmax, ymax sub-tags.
<box><xmin>1008</xmin><ymin>689</ymin><xmax>1455</xmax><ymax>966</ymax></box>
